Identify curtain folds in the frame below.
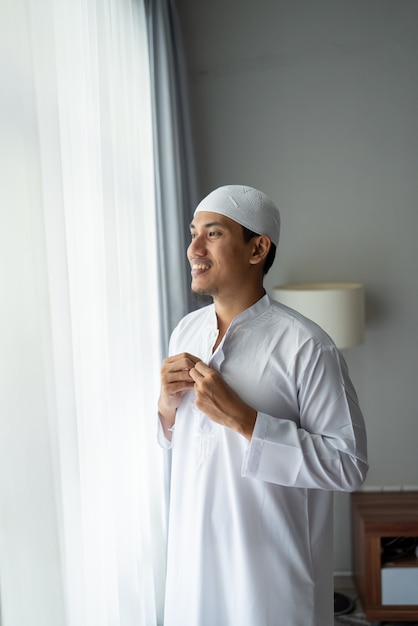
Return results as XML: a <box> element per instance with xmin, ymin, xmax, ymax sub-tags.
<box><xmin>146</xmin><ymin>0</ymin><xmax>198</xmax><ymax>351</ymax></box>
<box><xmin>0</xmin><ymin>1</ymin><xmax>170</xmax><ymax>624</ymax></box>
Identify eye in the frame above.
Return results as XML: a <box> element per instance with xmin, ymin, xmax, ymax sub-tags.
<box><xmin>208</xmin><ymin>230</ymin><xmax>221</xmax><ymax>237</ymax></box>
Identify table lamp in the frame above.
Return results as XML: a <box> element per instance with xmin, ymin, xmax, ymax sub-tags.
<box><xmin>272</xmin><ymin>282</ymin><xmax>365</xmax><ymax>350</ymax></box>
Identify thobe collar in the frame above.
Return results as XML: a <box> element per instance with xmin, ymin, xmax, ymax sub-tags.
<box><xmin>207</xmin><ymin>292</ymin><xmax>272</xmax><ymax>365</ymax></box>
<box><xmin>210</xmin><ymin>292</ymin><xmax>271</xmax><ymax>332</ymax></box>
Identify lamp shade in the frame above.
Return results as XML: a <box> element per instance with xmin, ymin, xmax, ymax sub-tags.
<box><xmin>272</xmin><ymin>282</ymin><xmax>365</xmax><ymax>349</ymax></box>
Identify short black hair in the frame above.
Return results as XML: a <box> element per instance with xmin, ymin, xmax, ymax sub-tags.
<box><xmin>241</xmin><ymin>226</ymin><xmax>276</xmax><ymax>275</ymax></box>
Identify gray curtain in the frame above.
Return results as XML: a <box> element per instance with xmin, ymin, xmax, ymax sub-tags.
<box><xmin>146</xmin><ymin>0</ymin><xmax>198</xmax><ymax>353</ymax></box>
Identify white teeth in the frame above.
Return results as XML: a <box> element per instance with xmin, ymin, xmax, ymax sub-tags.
<box><xmin>192</xmin><ymin>264</ymin><xmax>210</xmax><ymax>270</ymax></box>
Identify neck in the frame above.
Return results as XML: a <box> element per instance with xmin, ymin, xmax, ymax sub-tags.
<box><xmin>213</xmin><ymin>286</ymin><xmax>266</xmax><ymax>333</ymax></box>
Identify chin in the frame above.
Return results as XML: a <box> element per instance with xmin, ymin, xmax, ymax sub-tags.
<box><xmin>192</xmin><ymin>292</ymin><xmax>214</xmax><ymax>306</ymax></box>
<box><xmin>191</xmin><ymin>283</ymin><xmax>217</xmax><ymax>298</ymax></box>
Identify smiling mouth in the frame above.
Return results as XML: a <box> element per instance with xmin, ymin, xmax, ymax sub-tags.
<box><xmin>191</xmin><ymin>263</ymin><xmax>210</xmax><ymax>271</ymax></box>
<box><xmin>190</xmin><ymin>261</ymin><xmax>212</xmax><ymax>276</ymax></box>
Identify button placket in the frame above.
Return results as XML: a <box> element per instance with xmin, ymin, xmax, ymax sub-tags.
<box><xmin>193</xmin><ymin>327</ymin><xmax>220</xmax><ymax>464</ymax></box>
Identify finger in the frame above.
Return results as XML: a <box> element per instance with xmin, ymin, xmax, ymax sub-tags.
<box><xmin>165</xmin><ymin>380</ymin><xmax>195</xmax><ymax>394</ymax></box>
<box><xmin>189</xmin><ymin>366</ymin><xmax>203</xmax><ymax>382</ymax></box>
<box><xmin>166</xmin><ymin>352</ymin><xmax>200</xmax><ymax>366</ymax></box>
<box><xmin>164</xmin><ymin>368</ymin><xmax>195</xmax><ymax>384</ymax></box>
<box><xmin>193</xmin><ymin>361</ymin><xmax>211</xmax><ymax>375</ymax></box>
<box><xmin>161</xmin><ymin>359</ymin><xmax>195</xmax><ymax>380</ymax></box>
<box><xmin>165</xmin><ymin>358</ymin><xmax>206</xmax><ymax>380</ymax></box>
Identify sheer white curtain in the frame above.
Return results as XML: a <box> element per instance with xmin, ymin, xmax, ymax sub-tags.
<box><xmin>0</xmin><ymin>1</ymin><xmax>166</xmax><ymax>625</ymax></box>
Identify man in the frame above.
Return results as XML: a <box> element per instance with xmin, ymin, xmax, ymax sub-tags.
<box><xmin>158</xmin><ymin>185</ymin><xmax>368</xmax><ymax>626</ymax></box>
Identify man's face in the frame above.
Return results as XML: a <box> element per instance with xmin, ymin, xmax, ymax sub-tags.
<box><xmin>187</xmin><ymin>211</ymin><xmax>256</xmax><ymax>298</ymax></box>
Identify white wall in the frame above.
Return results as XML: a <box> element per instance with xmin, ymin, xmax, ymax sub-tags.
<box><xmin>176</xmin><ymin>0</ymin><xmax>418</xmax><ymax>572</ymax></box>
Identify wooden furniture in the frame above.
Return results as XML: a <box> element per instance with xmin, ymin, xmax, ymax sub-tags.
<box><xmin>351</xmin><ymin>491</ymin><xmax>418</xmax><ymax>622</ymax></box>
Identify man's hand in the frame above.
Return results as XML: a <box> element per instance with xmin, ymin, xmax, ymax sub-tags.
<box><xmin>189</xmin><ymin>361</ymin><xmax>257</xmax><ymax>440</ymax></box>
<box><xmin>158</xmin><ymin>352</ymin><xmax>201</xmax><ymax>439</ymax></box>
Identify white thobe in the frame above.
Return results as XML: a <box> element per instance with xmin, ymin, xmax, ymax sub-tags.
<box><xmin>159</xmin><ymin>294</ymin><xmax>368</xmax><ymax>626</ymax></box>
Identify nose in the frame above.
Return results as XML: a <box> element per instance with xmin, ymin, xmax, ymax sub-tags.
<box><xmin>187</xmin><ymin>233</ymin><xmax>206</xmax><ymax>258</ymax></box>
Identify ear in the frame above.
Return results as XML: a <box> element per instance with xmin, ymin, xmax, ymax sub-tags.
<box><xmin>249</xmin><ymin>235</ymin><xmax>271</xmax><ymax>266</ymax></box>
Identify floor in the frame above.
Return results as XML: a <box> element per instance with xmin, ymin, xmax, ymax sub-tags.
<box><xmin>334</xmin><ymin>576</ymin><xmax>418</xmax><ymax>626</ymax></box>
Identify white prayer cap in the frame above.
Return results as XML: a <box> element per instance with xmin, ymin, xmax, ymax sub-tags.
<box><xmin>194</xmin><ymin>185</ymin><xmax>280</xmax><ymax>246</ymax></box>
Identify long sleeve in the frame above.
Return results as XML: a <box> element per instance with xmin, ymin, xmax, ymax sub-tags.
<box><xmin>241</xmin><ymin>344</ymin><xmax>368</xmax><ymax>490</ymax></box>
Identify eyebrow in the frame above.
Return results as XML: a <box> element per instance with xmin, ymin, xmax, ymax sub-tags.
<box><xmin>189</xmin><ymin>221</ymin><xmax>225</xmax><ymax>230</ymax></box>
